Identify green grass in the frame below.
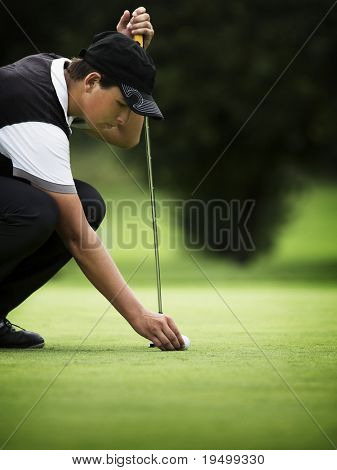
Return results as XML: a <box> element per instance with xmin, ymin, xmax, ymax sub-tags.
<box><xmin>0</xmin><ymin>284</ymin><xmax>336</xmax><ymax>449</ymax></box>
<box><xmin>1</xmin><ymin>149</ymin><xmax>337</xmax><ymax>450</ymax></box>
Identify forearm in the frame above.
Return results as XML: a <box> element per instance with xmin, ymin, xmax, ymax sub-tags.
<box><xmin>66</xmin><ymin>227</ymin><xmax>145</xmax><ymax>323</ymax></box>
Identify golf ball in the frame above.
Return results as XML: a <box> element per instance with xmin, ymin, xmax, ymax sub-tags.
<box><xmin>181</xmin><ymin>335</ymin><xmax>190</xmax><ymax>350</ymax></box>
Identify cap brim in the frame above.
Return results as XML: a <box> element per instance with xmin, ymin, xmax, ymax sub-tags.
<box><xmin>119</xmin><ymin>83</ymin><xmax>164</xmax><ymax>120</ymax></box>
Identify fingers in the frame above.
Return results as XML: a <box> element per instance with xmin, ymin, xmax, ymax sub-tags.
<box><xmin>155</xmin><ymin>331</ymin><xmax>175</xmax><ymax>351</ymax></box>
<box><xmin>129</xmin><ymin>8</ymin><xmax>154</xmax><ymax>49</ymax></box>
<box><xmin>130</xmin><ymin>12</ymin><xmax>152</xmax><ymax>33</ymax></box>
<box><xmin>131</xmin><ymin>25</ymin><xmax>153</xmax><ymax>37</ymax></box>
<box><xmin>116</xmin><ymin>10</ymin><xmax>131</xmax><ymax>29</ymax></box>
<box><xmin>150</xmin><ymin>335</ymin><xmax>172</xmax><ymax>352</ymax></box>
<box><xmin>166</xmin><ymin>317</ymin><xmax>185</xmax><ymax>349</ymax></box>
<box><xmin>130</xmin><ymin>20</ymin><xmax>152</xmax><ymax>31</ymax></box>
<box><xmin>118</xmin><ymin>9</ymin><xmax>151</xmax><ymax>37</ymax></box>
<box><xmin>151</xmin><ymin>316</ymin><xmax>184</xmax><ymax>351</ymax></box>
<box><xmin>130</xmin><ymin>17</ymin><xmax>152</xmax><ymax>32</ymax></box>
<box><xmin>132</xmin><ymin>12</ymin><xmax>151</xmax><ymax>22</ymax></box>
<box><xmin>150</xmin><ymin>335</ymin><xmax>163</xmax><ymax>350</ymax></box>
<box><xmin>162</xmin><ymin>322</ymin><xmax>183</xmax><ymax>350</ymax></box>
<box><xmin>132</xmin><ymin>6</ymin><xmax>147</xmax><ymax>17</ymax></box>
<box><xmin>140</xmin><ymin>311</ymin><xmax>184</xmax><ymax>351</ymax></box>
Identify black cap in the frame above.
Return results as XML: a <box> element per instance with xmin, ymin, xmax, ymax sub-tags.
<box><xmin>78</xmin><ymin>31</ymin><xmax>163</xmax><ymax>120</ymax></box>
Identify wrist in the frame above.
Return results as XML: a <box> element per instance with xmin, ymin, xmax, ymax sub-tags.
<box><xmin>118</xmin><ymin>301</ymin><xmax>147</xmax><ymax>325</ymax></box>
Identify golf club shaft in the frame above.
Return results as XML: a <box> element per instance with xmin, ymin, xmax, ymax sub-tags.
<box><xmin>134</xmin><ymin>34</ymin><xmax>163</xmax><ymax>314</ymax></box>
<box><xmin>144</xmin><ymin>117</ymin><xmax>163</xmax><ymax>313</ymax></box>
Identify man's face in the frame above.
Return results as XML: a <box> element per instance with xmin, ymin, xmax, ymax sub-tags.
<box><xmin>80</xmin><ymin>73</ymin><xmax>131</xmax><ymax>129</ymax></box>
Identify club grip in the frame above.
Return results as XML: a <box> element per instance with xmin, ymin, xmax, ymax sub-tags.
<box><xmin>133</xmin><ymin>34</ymin><xmax>144</xmax><ymax>48</ymax></box>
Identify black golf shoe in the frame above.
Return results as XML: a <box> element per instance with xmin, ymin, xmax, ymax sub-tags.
<box><xmin>0</xmin><ymin>318</ymin><xmax>44</xmax><ymax>349</ymax></box>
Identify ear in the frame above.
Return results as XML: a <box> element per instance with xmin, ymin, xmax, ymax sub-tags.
<box><xmin>83</xmin><ymin>72</ymin><xmax>102</xmax><ymax>92</ymax></box>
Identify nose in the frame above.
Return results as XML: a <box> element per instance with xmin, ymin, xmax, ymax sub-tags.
<box><xmin>116</xmin><ymin>108</ymin><xmax>131</xmax><ymax>126</ymax></box>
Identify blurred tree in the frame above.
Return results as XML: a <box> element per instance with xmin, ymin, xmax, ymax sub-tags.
<box><xmin>1</xmin><ymin>0</ymin><xmax>336</xmax><ymax>261</ymax></box>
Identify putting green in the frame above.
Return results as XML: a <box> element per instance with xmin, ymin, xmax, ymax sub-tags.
<box><xmin>0</xmin><ymin>283</ymin><xmax>336</xmax><ymax>449</ymax></box>
<box><xmin>1</xmin><ymin>183</ymin><xmax>336</xmax><ymax>449</ymax></box>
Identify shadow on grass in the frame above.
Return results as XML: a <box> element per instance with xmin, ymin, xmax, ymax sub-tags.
<box><xmin>51</xmin><ymin>258</ymin><xmax>337</xmax><ymax>288</ymax></box>
<box><xmin>0</xmin><ymin>346</ymin><xmax>136</xmax><ymax>355</ymax></box>
<box><xmin>255</xmin><ymin>259</ymin><xmax>337</xmax><ymax>283</ymax></box>
<box><xmin>46</xmin><ymin>345</ymin><xmax>160</xmax><ymax>354</ymax></box>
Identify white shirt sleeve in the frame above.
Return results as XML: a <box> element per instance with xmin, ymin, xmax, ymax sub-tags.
<box><xmin>0</xmin><ymin>122</ymin><xmax>76</xmax><ymax>193</ymax></box>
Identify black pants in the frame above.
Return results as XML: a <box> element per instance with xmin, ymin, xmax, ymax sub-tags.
<box><xmin>0</xmin><ymin>164</ymin><xmax>106</xmax><ymax>320</ymax></box>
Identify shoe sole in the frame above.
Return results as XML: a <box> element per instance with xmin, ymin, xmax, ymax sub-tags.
<box><xmin>27</xmin><ymin>342</ymin><xmax>45</xmax><ymax>349</ymax></box>
<box><xmin>0</xmin><ymin>342</ymin><xmax>45</xmax><ymax>349</ymax></box>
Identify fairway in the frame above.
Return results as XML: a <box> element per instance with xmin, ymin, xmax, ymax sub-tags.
<box><xmin>1</xmin><ymin>283</ymin><xmax>336</xmax><ymax>450</ymax></box>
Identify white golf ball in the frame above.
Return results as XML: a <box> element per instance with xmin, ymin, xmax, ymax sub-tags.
<box><xmin>181</xmin><ymin>335</ymin><xmax>190</xmax><ymax>350</ymax></box>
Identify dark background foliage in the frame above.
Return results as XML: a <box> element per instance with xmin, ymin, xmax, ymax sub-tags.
<box><xmin>1</xmin><ymin>0</ymin><xmax>336</xmax><ymax>261</ymax></box>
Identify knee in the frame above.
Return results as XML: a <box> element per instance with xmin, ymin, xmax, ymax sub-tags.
<box><xmin>75</xmin><ymin>180</ymin><xmax>106</xmax><ymax>230</ymax></box>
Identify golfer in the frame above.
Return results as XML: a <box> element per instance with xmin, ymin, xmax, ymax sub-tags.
<box><xmin>0</xmin><ymin>7</ymin><xmax>184</xmax><ymax>351</ymax></box>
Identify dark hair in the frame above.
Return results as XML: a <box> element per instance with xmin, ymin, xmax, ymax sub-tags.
<box><xmin>66</xmin><ymin>58</ymin><xmax>118</xmax><ymax>89</ymax></box>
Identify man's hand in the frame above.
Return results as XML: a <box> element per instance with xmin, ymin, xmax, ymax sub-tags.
<box><xmin>116</xmin><ymin>6</ymin><xmax>154</xmax><ymax>50</ymax></box>
<box><xmin>130</xmin><ymin>310</ymin><xmax>185</xmax><ymax>351</ymax></box>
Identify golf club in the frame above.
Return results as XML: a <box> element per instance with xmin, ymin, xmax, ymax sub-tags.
<box><xmin>134</xmin><ymin>34</ymin><xmax>163</xmax><ymax>332</ymax></box>
<box><xmin>134</xmin><ymin>34</ymin><xmax>190</xmax><ymax>351</ymax></box>
<box><xmin>144</xmin><ymin>114</ymin><xmax>163</xmax><ymax>315</ymax></box>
